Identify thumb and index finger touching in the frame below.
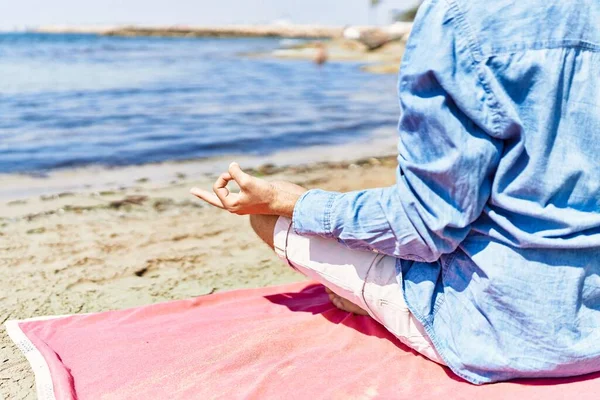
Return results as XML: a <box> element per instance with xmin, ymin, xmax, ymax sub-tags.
<box><xmin>189</xmin><ymin>162</ymin><xmax>253</xmax><ymax>208</ymax></box>
<box><xmin>227</xmin><ymin>162</ymin><xmax>252</xmax><ymax>188</ymax></box>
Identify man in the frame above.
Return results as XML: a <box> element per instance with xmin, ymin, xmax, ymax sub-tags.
<box><xmin>191</xmin><ymin>0</ymin><xmax>600</xmax><ymax>384</ymax></box>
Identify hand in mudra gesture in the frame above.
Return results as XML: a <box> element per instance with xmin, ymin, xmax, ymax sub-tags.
<box><xmin>190</xmin><ymin>162</ymin><xmax>307</xmax><ymax>217</ymax></box>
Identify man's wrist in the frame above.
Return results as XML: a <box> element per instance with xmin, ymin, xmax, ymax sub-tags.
<box><xmin>267</xmin><ymin>181</ymin><xmax>308</xmax><ymax>218</ymax></box>
<box><xmin>271</xmin><ymin>189</ymin><xmax>301</xmax><ymax>218</ymax></box>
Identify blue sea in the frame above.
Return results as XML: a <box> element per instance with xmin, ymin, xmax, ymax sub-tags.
<box><xmin>0</xmin><ymin>33</ymin><xmax>399</xmax><ymax>174</ymax></box>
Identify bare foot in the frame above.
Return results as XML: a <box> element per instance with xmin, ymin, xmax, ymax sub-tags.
<box><xmin>325</xmin><ymin>287</ymin><xmax>369</xmax><ymax>315</ymax></box>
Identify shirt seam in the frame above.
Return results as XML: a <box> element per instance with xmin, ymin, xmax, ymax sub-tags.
<box><xmin>444</xmin><ymin>0</ymin><xmax>483</xmax><ymax>63</ymax></box>
<box><xmin>323</xmin><ymin>193</ymin><xmax>336</xmax><ymax>236</ymax></box>
<box><xmin>291</xmin><ymin>190</ymin><xmax>310</xmax><ymax>235</ymax></box>
<box><xmin>445</xmin><ymin>0</ymin><xmax>509</xmax><ymax>137</ymax></box>
<box><xmin>402</xmin><ymin>3</ymin><xmax>503</xmax><ymax>382</ymax></box>
<box><xmin>489</xmin><ymin>39</ymin><xmax>600</xmax><ymax>55</ymax></box>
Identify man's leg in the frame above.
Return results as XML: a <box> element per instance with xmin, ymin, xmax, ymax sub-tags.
<box><xmin>250</xmin><ymin>215</ymin><xmax>444</xmax><ymax>364</ymax></box>
<box><xmin>249</xmin><ymin>214</ymin><xmax>368</xmax><ymax>315</ymax></box>
<box><xmin>249</xmin><ymin>214</ymin><xmax>277</xmax><ymax>250</ymax></box>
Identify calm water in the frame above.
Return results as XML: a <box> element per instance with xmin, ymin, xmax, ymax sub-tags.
<box><xmin>0</xmin><ymin>33</ymin><xmax>399</xmax><ymax>174</ymax></box>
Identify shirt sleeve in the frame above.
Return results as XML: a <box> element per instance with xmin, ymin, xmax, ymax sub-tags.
<box><xmin>292</xmin><ymin>0</ymin><xmax>504</xmax><ymax>262</ymax></box>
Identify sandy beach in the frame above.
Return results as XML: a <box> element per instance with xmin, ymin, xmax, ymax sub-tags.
<box><xmin>1</xmin><ymin>23</ymin><xmax>407</xmax><ymax>398</ymax></box>
<box><xmin>253</xmin><ymin>38</ymin><xmax>406</xmax><ymax>74</ymax></box>
<box><xmin>0</xmin><ymin>146</ymin><xmax>399</xmax><ymax>398</ymax></box>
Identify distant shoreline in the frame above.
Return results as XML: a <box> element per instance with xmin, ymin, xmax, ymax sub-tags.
<box><xmin>32</xmin><ymin>23</ymin><xmax>412</xmax><ymax>40</ymax></box>
<box><xmin>31</xmin><ymin>24</ymin><xmax>411</xmax><ymax>74</ymax></box>
<box><xmin>34</xmin><ymin>24</ymin><xmax>343</xmax><ymax>39</ymax></box>
<box><xmin>32</xmin><ymin>23</ymin><xmax>411</xmax><ymax>76</ymax></box>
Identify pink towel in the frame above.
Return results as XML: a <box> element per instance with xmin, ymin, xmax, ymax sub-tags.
<box><xmin>6</xmin><ymin>282</ymin><xmax>600</xmax><ymax>399</ymax></box>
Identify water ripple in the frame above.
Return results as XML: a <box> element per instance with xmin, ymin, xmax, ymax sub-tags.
<box><xmin>0</xmin><ymin>33</ymin><xmax>399</xmax><ymax>173</ymax></box>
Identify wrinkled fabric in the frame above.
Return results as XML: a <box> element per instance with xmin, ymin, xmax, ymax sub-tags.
<box><xmin>293</xmin><ymin>0</ymin><xmax>600</xmax><ymax>384</ymax></box>
<box><xmin>7</xmin><ymin>282</ymin><xmax>600</xmax><ymax>399</ymax></box>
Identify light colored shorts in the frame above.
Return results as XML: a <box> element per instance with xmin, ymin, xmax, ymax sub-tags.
<box><xmin>274</xmin><ymin>217</ymin><xmax>444</xmax><ymax>365</ymax></box>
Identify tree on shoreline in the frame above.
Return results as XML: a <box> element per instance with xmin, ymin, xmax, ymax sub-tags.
<box><xmin>391</xmin><ymin>1</ymin><xmax>423</xmax><ymax>22</ymax></box>
<box><xmin>369</xmin><ymin>1</ymin><xmax>424</xmax><ymax>24</ymax></box>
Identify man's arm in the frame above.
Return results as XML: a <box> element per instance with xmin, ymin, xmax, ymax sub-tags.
<box><xmin>192</xmin><ymin>0</ymin><xmax>508</xmax><ymax>264</ymax></box>
<box><xmin>190</xmin><ymin>163</ymin><xmax>305</xmax><ymax>218</ymax></box>
<box><xmin>292</xmin><ymin>0</ymin><xmax>507</xmax><ymax>262</ymax></box>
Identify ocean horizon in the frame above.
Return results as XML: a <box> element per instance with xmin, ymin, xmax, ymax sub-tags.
<box><xmin>0</xmin><ymin>33</ymin><xmax>400</xmax><ymax>175</ymax></box>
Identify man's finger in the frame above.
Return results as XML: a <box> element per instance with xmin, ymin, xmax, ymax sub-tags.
<box><xmin>228</xmin><ymin>162</ymin><xmax>252</xmax><ymax>188</ymax></box>
<box><xmin>189</xmin><ymin>188</ymin><xmax>225</xmax><ymax>209</ymax></box>
<box><xmin>213</xmin><ymin>172</ymin><xmax>235</xmax><ymax>206</ymax></box>
<box><xmin>213</xmin><ymin>172</ymin><xmax>232</xmax><ymax>193</ymax></box>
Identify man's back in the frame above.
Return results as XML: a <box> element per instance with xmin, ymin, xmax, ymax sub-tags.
<box><xmin>467</xmin><ymin>0</ymin><xmax>600</xmax><ymax>246</ymax></box>
<box><xmin>398</xmin><ymin>0</ymin><xmax>600</xmax><ymax>383</ymax></box>
<box><xmin>286</xmin><ymin>0</ymin><xmax>600</xmax><ymax>383</ymax></box>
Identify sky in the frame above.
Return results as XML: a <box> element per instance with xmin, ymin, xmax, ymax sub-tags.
<box><xmin>0</xmin><ymin>0</ymin><xmax>420</xmax><ymax>30</ymax></box>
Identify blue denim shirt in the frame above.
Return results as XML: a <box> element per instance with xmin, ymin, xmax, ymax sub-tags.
<box><xmin>292</xmin><ymin>0</ymin><xmax>600</xmax><ymax>384</ymax></box>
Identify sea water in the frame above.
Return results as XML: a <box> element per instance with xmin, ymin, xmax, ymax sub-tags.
<box><xmin>0</xmin><ymin>33</ymin><xmax>399</xmax><ymax>174</ymax></box>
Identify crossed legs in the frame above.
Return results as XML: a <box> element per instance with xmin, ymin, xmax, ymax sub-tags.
<box><xmin>248</xmin><ymin>214</ymin><xmax>445</xmax><ymax>364</ymax></box>
<box><xmin>249</xmin><ymin>214</ymin><xmax>368</xmax><ymax>315</ymax></box>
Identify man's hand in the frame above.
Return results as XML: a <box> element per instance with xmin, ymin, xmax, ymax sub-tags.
<box><xmin>190</xmin><ymin>162</ymin><xmax>307</xmax><ymax>218</ymax></box>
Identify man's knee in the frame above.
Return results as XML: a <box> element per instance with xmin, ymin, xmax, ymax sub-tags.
<box><xmin>249</xmin><ymin>214</ymin><xmax>279</xmax><ymax>250</ymax></box>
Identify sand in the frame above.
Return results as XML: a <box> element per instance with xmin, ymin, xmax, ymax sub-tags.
<box><xmin>247</xmin><ymin>38</ymin><xmax>406</xmax><ymax>75</ymax></box>
<box><xmin>0</xmin><ymin>151</ymin><xmax>398</xmax><ymax>398</ymax></box>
